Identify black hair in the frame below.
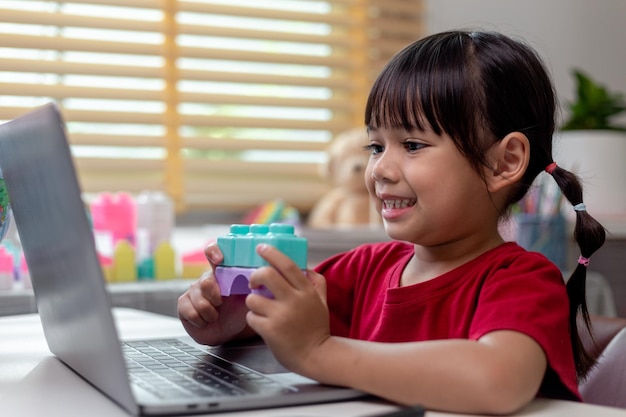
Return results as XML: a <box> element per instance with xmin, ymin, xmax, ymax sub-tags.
<box><xmin>365</xmin><ymin>30</ymin><xmax>606</xmax><ymax>379</ymax></box>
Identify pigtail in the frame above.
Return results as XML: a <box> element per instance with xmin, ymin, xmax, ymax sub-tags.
<box><xmin>546</xmin><ymin>162</ymin><xmax>606</xmax><ymax>380</ymax></box>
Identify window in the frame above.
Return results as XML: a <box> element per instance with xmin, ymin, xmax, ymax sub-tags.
<box><xmin>0</xmin><ymin>0</ymin><xmax>424</xmax><ymax>214</ymax></box>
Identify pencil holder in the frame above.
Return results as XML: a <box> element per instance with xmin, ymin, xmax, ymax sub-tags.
<box><xmin>514</xmin><ymin>213</ymin><xmax>567</xmax><ymax>270</ymax></box>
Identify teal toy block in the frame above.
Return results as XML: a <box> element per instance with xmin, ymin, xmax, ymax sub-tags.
<box><xmin>215</xmin><ymin>223</ymin><xmax>308</xmax><ymax>298</ymax></box>
<box><xmin>217</xmin><ymin>223</ymin><xmax>307</xmax><ymax>269</ymax></box>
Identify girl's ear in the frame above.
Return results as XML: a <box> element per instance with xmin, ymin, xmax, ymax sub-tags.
<box><xmin>485</xmin><ymin>132</ymin><xmax>530</xmax><ymax>192</ymax></box>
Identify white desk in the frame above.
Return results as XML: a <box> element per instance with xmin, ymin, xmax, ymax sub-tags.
<box><xmin>1</xmin><ymin>309</ymin><xmax>624</xmax><ymax>417</ymax></box>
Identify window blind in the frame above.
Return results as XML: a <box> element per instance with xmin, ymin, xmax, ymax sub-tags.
<box><xmin>0</xmin><ymin>0</ymin><xmax>424</xmax><ymax>214</ymax></box>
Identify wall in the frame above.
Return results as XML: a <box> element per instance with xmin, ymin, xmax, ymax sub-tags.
<box><xmin>425</xmin><ymin>0</ymin><xmax>626</xmax><ymax>123</ymax></box>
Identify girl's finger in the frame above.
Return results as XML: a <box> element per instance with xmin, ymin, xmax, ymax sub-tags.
<box><xmin>188</xmin><ymin>284</ymin><xmax>220</xmax><ymax>324</ymax></box>
<box><xmin>204</xmin><ymin>242</ymin><xmax>224</xmax><ymax>269</ymax></box>
<box><xmin>245</xmin><ymin>291</ymin><xmax>274</xmax><ymax>318</ymax></box>
<box><xmin>198</xmin><ymin>270</ymin><xmax>223</xmax><ymax>307</ymax></box>
<box><xmin>248</xmin><ymin>265</ymin><xmax>294</xmax><ymax>300</ymax></box>
<box><xmin>245</xmin><ymin>309</ymin><xmax>268</xmax><ymax>335</ymax></box>
<box><xmin>255</xmin><ymin>244</ymin><xmax>309</xmax><ymax>289</ymax></box>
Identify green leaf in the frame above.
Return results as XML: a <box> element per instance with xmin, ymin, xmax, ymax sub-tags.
<box><xmin>561</xmin><ymin>69</ymin><xmax>626</xmax><ymax>131</ymax></box>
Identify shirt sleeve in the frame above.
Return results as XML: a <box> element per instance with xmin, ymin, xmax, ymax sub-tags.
<box><xmin>314</xmin><ymin>249</ymin><xmax>359</xmax><ymax>337</ymax></box>
<box><xmin>469</xmin><ymin>251</ymin><xmax>580</xmax><ymax>400</ymax></box>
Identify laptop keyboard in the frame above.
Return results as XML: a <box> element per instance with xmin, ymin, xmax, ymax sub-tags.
<box><xmin>123</xmin><ymin>339</ymin><xmax>289</xmax><ymax>399</ymax></box>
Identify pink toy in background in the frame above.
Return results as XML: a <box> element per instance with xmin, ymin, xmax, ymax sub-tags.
<box><xmin>90</xmin><ymin>192</ymin><xmax>137</xmax><ymax>247</ymax></box>
<box><xmin>0</xmin><ymin>246</ymin><xmax>14</xmax><ymax>290</ymax></box>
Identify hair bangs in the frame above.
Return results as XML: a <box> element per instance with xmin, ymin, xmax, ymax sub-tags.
<box><xmin>365</xmin><ymin>35</ymin><xmax>477</xmax><ymax>141</ymax></box>
<box><xmin>365</xmin><ymin>67</ymin><xmax>433</xmax><ymax>132</ymax></box>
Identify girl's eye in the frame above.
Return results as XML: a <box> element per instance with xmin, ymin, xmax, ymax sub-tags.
<box><xmin>405</xmin><ymin>141</ymin><xmax>426</xmax><ymax>152</ymax></box>
<box><xmin>364</xmin><ymin>144</ymin><xmax>384</xmax><ymax>155</ymax></box>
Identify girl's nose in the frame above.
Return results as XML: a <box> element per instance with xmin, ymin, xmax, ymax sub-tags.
<box><xmin>370</xmin><ymin>152</ymin><xmax>398</xmax><ymax>183</ymax></box>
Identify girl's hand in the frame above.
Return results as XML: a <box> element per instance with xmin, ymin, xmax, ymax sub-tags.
<box><xmin>245</xmin><ymin>244</ymin><xmax>331</xmax><ymax>374</ymax></box>
<box><xmin>177</xmin><ymin>242</ymin><xmax>254</xmax><ymax>346</ymax></box>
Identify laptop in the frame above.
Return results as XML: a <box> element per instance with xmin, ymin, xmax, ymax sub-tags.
<box><xmin>0</xmin><ymin>103</ymin><xmax>366</xmax><ymax>416</ymax></box>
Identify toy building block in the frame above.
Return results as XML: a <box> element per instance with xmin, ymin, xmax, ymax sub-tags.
<box><xmin>215</xmin><ymin>223</ymin><xmax>307</xmax><ymax>297</ymax></box>
<box><xmin>112</xmin><ymin>240</ymin><xmax>137</xmax><ymax>282</ymax></box>
<box><xmin>154</xmin><ymin>241</ymin><xmax>176</xmax><ymax>280</ymax></box>
<box><xmin>137</xmin><ymin>257</ymin><xmax>154</xmax><ymax>281</ymax></box>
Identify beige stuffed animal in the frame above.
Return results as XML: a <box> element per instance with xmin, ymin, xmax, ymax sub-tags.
<box><xmin>307</xmin><ymin>128</ymin><xmax>377</xmax><ymax>228</ymax></box>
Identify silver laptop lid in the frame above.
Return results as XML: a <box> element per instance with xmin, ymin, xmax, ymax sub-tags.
<box><xmin>0</xmin><ymin>103</ymin><xmax>138</xmax><ymax>415</ymax></box>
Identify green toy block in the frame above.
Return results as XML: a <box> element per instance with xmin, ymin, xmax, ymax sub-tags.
<box><xmin>217</xmin><ymin>223</ymin><xmax>307</xmax><ymax>269</ymax></box>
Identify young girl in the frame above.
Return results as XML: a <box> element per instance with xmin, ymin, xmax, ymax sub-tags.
<box><xmin>177</xmin><ymin>30</ymin><xmax>606</xmax><ymax>414</ymax></box>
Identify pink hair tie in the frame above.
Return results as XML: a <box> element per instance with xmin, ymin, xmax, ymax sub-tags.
<box><xmin>545</xmin><ymin>162</ymin><xmax>557</xmax><ymax>174</ymax></box>
<box><xmin>577</xmin><ymin>255</ymin><xmax>590</xmax><ymax>267</ymax></box>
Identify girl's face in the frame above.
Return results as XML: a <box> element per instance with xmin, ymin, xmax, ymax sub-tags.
<box><xmin>365</xmin><ymin>126</ymin><xmax>499</xmax><ymax>247</ymax></box>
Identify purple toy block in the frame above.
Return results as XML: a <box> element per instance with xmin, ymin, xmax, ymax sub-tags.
<box><xmin>215</xmin><ymin>266</ymin><xmax>273</xmax><ymax>298</ymax></box>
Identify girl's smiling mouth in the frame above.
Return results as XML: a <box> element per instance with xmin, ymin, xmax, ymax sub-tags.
<box><xmin>379</xmin><ymin>196</ymin><xmax>417</xmax><ymax>221</ymax></box>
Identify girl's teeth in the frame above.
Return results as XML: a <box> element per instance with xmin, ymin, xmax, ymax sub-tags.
<box><xmin>384</xmin><ymin>199</ymin><xmax>412</xmax><ymax>209</ymax></box>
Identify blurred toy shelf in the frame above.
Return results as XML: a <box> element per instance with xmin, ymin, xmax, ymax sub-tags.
<box><xmin>0</xmin><ymin>224</ymin><xmax>389</xmax><ymax>317</ymax></box>
<box><xmin>1</xmin><ymin>221</ymin><xmax>621</xmax><ymax>318</ymax></box>
<box><xmin>0</xmin><ymin>279</ymin><xmax>194</xmax><ymax>317</ymax></box>
<box><xmin>300</xmin><ymin>225</ymin><xmax>390</xmax><ymax>265</ymax></box>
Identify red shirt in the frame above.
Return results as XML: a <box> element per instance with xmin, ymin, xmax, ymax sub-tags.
<box><xmin>314</xmin><ymin>241</ymin><xmax>580</xmax><ymax>401</ymax></box>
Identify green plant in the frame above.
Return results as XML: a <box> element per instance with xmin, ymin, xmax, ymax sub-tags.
<box><xmin>561</xmin><ymin>69</ymin><xmax>626</xmax><ymax>131</ymax></box>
